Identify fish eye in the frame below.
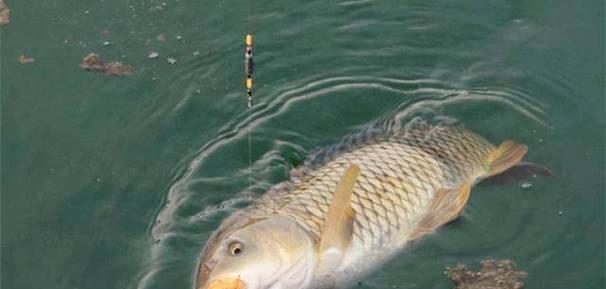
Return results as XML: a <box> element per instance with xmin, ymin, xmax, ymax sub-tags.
<box><xmin>228</xmin><ymin>241</ymin><xmax>243</xmax><ymax>256</ymax></box>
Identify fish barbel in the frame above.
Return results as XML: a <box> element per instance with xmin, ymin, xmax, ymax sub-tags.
<box><xmin>195</xmin><ymin>119</ymin><xmax>536</xmax><ymax>289</ymax></box>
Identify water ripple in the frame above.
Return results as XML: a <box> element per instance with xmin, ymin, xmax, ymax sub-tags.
<box><xmin>134</xmin><ymin>65</ymin><xmax>553</xmax><ymax>288</ymax></box>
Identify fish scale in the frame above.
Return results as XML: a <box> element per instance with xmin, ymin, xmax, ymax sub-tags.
<box><xmin>246</xmin><ymin>121</ymin><xmax>496</xmax><ymax>253</ymax></box>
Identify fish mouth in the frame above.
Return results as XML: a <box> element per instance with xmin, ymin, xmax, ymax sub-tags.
<box><xmin>206</xmin><ymin>277</ymin><xmax>246</xmax><ymax>289</ymax></box>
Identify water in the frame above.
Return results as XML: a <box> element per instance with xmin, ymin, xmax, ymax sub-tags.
<box><xmin>1</xmin><ymin>0</ymin><xmax>604</xmax><ymax>288</ymax></box>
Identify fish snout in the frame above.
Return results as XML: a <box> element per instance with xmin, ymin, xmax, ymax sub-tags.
<box><xmin>205</xmin><ymin>278</ymin><xmax>246</xmax><ymax>289</ymax></box>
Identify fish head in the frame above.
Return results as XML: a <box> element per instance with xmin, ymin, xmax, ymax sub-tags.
<box><xmin>196</xmin><ymin>213</ymin><xmax>316</xmax><ymax>289</ymax></box>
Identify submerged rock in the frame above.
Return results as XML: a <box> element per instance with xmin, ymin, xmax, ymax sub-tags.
<box><xmin>445</xmin><ymin>259</ymin><xmax>527</xmax><ymax>289</ymax></box>
<box><xmin>80</xmin><ymin>53</ymin><xmax>133</xmax><ymax>76</ymax></box>
<box><xmin>18</xmin><ymin>55</ymin><xmax>35</xmax><ymax>64</ymax></box>
<box><xmin>0</xmin><ymin>0</ymin><xmax>10</xmax><ymax>26</ymax></box>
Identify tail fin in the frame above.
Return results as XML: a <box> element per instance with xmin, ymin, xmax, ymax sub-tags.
<box><xmin>486</xmin><ymin>140</ymin><xmax>528</xmax><ymax>177</ymax></box>
<box><xmin>480</xmin><ymin>162</ymin><xmax>553</xmax><ymax>186</ymax></box>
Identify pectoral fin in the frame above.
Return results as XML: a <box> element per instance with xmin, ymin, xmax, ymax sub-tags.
<box><xmin>409</xmin><ymin>179</ymin><xmax>472</xmax><ymax>240</ymax></box>
<box><xmin>318</xmin><ymin>164</ymin><xmax>360</xmax><ymax>266</ymax></box>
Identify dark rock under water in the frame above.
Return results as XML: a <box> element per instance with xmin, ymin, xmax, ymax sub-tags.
<box><xmin>445</xmin><ymin>260</ymin><xmax>527</xmax><ymax>289</ymax></box>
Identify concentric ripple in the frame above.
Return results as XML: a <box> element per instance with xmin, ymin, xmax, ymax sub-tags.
<box><xmin>134</xmin><ymin>69</ymin><xmax>550</xmax><ymax>289</ymax></box>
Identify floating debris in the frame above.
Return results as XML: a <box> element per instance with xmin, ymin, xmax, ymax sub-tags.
<box><xmin>102</xmin><ymin>41</ymin><xmax>112</xmax><ymax>46</ymax></box>
<box><xmin>103</xmin><ymin>61</ymin><xmax>133</xmax><ymax>75</ymax></box>
<box><xmin>193</xmin><ymin>51</ymin><xmax>200</xmax><ymax>56</ymax></box>
<box><xmin>17</xmin><ymin>55</ymin><xmax>35</xmax><ymax>64</ymax></box>
<box><xmin>445</xmin><ymin>260</ymin><xmax>527</xmax><ymax>289</ymax></box>
<box><xmin>148</xmin><ymin>51</ymin><xmax>159</xmax><ymax>59</ymax></box>
<box><xmin>520</xmin><ymin>182</ymin><xmax>532</xmax><ymax>189</ymax></box>
<box><xmin>156</xmin><ymin>33</ymin><xmax>166</xmax><ymax>42</ymax></box>
<box><xmin>167</xmin><ymin>57</ymin><xmax>176</xmax><ymax>64</ymax></box>
<box><xmin>176</xmin><ymin>35</ymin><xmax>183</xmax><ymax>41</ymax></box>
<box><xmin>80</xmin><ymin>53</ymin><xmax>133</xmax><ymax>76</ymax></box>
<box><xmin>0</xmin><ymin>0</ymin><xmax>10</xmax><ymax>26</ymax></box>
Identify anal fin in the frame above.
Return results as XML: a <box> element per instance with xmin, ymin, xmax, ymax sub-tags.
<box><xmin>409</xmin><ymin>180</ymin><xmax>472</xmax><ymax>240</ymax></box>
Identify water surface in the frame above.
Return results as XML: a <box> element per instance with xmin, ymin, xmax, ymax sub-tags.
<box><xmin>1</xmin><ymin>0</ymin><xmax>604</xmax><ymax>289</ymax></box>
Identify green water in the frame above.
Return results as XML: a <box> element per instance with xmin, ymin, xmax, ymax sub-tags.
<box><xmin>1</xmin><ymin>0</ymin><xmax>604</xmax><ymax>288</ymax></box>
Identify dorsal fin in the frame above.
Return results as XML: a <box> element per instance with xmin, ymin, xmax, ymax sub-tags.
<box><xmin>296</xmin><ymin>118</ymin><xmax>460</xmax><ymax>179</ymax></box>
<box><xmin>409</xmin><ymin>179</ymin><xmax>472</xmax><ymax>241</ymax></box>
<box><xmin>318</xmin><ymin>164</ymin><xmax>360</xmax><ymax>269</ymax></box>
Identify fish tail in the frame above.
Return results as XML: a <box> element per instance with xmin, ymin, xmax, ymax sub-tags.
<box><xmin>485</xmin><ymin>140</ymin><xmax>528</xmax><ymax>177</ymax></box>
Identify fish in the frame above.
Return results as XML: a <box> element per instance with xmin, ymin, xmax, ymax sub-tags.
<box><xmin>195</xmin><ymin>119</ymin><xmax>545</xmax><ymax>289</ymax></box>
